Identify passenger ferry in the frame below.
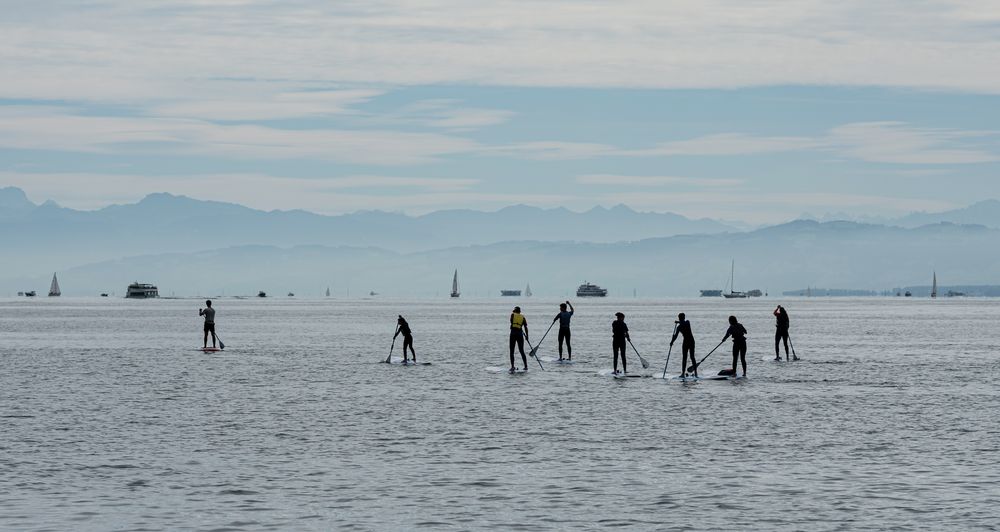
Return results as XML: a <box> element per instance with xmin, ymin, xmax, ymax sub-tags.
<box><xmin>125</xmin><ymin>282</ymin><xmax>159</xmax><ymax>298</ymax></box>
<box><xmin>576</xmin><ymin>282</ymin><xmax>608</xmax><ymax>297</ymax></box>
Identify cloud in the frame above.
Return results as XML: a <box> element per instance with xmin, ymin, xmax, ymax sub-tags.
<box><xmin>0</xmin><ymin>107</ymin><xmax>480</xmax><ymax>165</ymax></box>
<box><xmin>576</xmin><ymin>174</ymin><xmax>743</xmax><ymax>187</ymax></box>
<box><xmin>149</xmin><ymin>89</ymin><xmax>386</xmax><ymax>121</ymax></box>
<box><xmin>3</xmin><ymin>0</ymin><xmax>1000</xmax><ymax>104</ymax></box>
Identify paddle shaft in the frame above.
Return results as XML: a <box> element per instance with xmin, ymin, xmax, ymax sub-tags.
<box><xmin>789</xmin><ymin>333</ymin><xmax>797</xmax><ymax>359</ymax></box>
<box><xmin>531</xmin><ymin>319</ymin><xmax>557</xmax><ymax>356</ymax></box>
<box><xmin>627</xmin><ymin>338</ymin><xmax>649</xmax><ymax>369</ymax></box>
<box><xmin>385</xmin><ymin>325</ymin><xmax>399</xmax><ymax>363</ymax></box>
<box><xmin>663</xmin><ymin>323</ymin><xmax>678</xmax><ymax>379</ymax></box>
<box><xmin>524</xmin><ymin>335</ymin><xmax>545</xmax><ymax>370</ymax></box>
<box><xmin>688</xmin><ymin>339</ymin><xmax>726</xmax><ymax>372</ymax></box>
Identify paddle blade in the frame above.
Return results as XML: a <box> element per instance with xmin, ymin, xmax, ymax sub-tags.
<box><xmin>639</xmin><ymin>356</ymin><xmax>649</xmax><ymax>369</ymax></box>
<box><xmin>687</xmin><ymin>364</ymin><xmax>697</xmax><ymax>373</ymax></box>
<box><xmin>218</xmin><ymin>338</ymin><xmax>225</xmax><ymax>350</ymax></box>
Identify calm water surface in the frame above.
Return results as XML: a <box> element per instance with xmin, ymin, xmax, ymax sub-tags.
<box><xmin>1</xmin><ymin>297</ymin><xmax>998</xmax><ymax>530</ymax></box>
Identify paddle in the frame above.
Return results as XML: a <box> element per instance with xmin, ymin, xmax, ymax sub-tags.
<box><xmin>662</xmin><ymin>323</ymin><xmax>679</xmax><ymax>379</ymax></box>
<box><xmin>627</xmin><ymin>338</ymin><xmax>650</xmax><ymax>369</ymax></box>
<box><xmin>687</xmin><ymin>339</ymin><xmax>726</xmax><ymax>373</ymax></box>
<box><xmin>216</xmin><ymin>332</ymin><xmax>225</xmax><ymax>350</ymax></box>
<box><xmin>789</xmin><ymin>334</ymin><xmax>798</xmax><ymax>361</ymax></box>
<box><xmin>384</xmin><ymin>325</ymin><xmax>399</xmax><ymax>363</ymax></box>
<box><xmin>530</xmin><ymin>320</ymin><xmax>557</xmax><ymax>359</ymax></box>
<box><xmin>524</xmin><ymin>335</ymin><xmax>545</xmax><ymax>370</ymax></box>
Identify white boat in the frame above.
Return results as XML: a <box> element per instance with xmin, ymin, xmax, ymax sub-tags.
<box><xmin>450</xmin><ymin>269</ymin><xmax>460</xmax><ymax>298</ymax></box>
<box><xmin>723</xmin><ymin>260</ymin><xmax>748</xmax><ymax>299</ymax></box>
<box><xmin>576</xmin><ymin>282</ymin><xmax>607</xmax><ymax>297</ymax></box>
<box><xmin>48</xmin><ymin>273</ymin><xmax>60</xmax><ymax>297</ymax></box>
<box><xmin>125</xmin><ymin>282</ymin><xmax>158</xmax><ymax>298</ymax></box>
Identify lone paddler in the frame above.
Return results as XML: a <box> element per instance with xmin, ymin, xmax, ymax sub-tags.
<box><xmin>199</xmin><ymin>300</ymin><xmax>217</xmax><ymax>349</ymax></box>
<box><xmin>773</xmin><ymin>305</ymin><xmax>796</xmax><ymax>361</ymax></box>
<box><xmin>509</xmin><ymin>306</ymin><xmax>530</xmax><ymax>372</ymax></box>
<box><xmin>721</xmin><ymin>315</ymin><xmax>748</xmax><ymax>377</ymax></box>
<box><xmin>393</xmin><ymin>315</ymin><xmax>417</xmax><ymax>364</ymax></box>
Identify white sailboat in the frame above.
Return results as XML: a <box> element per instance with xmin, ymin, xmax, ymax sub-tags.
<box><xmin>723</xmin><ymin>260</ymin><xmax>748</xmax><ymax>299</ymax></box>
<box><xmin>525</xmin><ymin>283</ymin><xmax>532</xmax><ymax>297</ymax></box>
<box><xmin>450</xmin><ymin>269</ymin><xmax>460</xmax><ymax>298</ymax></box>
<box><xmin>931</xmin><ymin>272</ymin><xmax>937</xmax><ymax>298</ymax></box>
<box><xmin>48</xmin><ymin>273</ymin><xmax>61</xmax><ymax>297</ymax></box>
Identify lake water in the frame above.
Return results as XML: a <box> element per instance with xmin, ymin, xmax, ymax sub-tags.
<box><xmin>1</xmin><ymin>297</ymin><xmax>998</xmax><ymax>530</ymax></box>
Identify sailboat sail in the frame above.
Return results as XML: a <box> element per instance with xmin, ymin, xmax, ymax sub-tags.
<box><xmin>48</xmin><ymin>273</ymin><xmax>61</xmax><ymax>297</ymax></box>
<box><xmin>931</xmin><ymin>272</ymin><xmax>937</xmax><ymax>298</ymax></box>
<box><xmin>325</xmin><ymin>286</ymin><xmax>330</xmax><ymax>297</ymax></box>
<box><xmin>525</xmin><ymin>283</ymin><xmax>532</xmax><ymax>297</ymax></box>
<box><xmin>450</xmin><ymin>269</ymin><xmax>460</xmax><ymax>298</ymax></box>
<box><xmin>723</xmin><ymin>260</ymin><xmax>748</xmax><ymax>298</ymax></box>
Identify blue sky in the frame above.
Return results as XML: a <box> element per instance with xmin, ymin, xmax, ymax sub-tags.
<box><xmin>1</xmin><ymin>1</ymin><xmax>999</xmax><ymax>224</ymax></box>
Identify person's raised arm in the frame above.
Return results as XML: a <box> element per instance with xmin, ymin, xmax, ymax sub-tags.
<box><xmin>568</xmin><ymin>301</ymin><xmax>574</xmax><ymax>313</ymax></box>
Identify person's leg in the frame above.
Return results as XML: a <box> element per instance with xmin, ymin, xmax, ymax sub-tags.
<box><xmin>557</xmin><ymin>329</ymin><xmax>566</xmax><ymax>359</ymax></box>
<box><xmin>210</xmin><ymin>325</ymin><xmax>216</xmax><ymax>348</ymax></box>
<box><xmin>518</xmin><ymin>336</ymin><xmax>527</xmax><ymax>369</ymax></box>
<box><xmin>404</xmin><ymin>336</ymin><xmax>414</xmax><ymax>362</ymax></box>
<box><xmin>685</xmin><ymin>343</ymin><xmax>696</xmax><ymax>376</ymax></box>
<box><xmin>775</xmin><ymin>331</ymin><xmax>781</xmax><ymax>359</ymax></box>
<box><xmin>203</xmin><ymin>327</ymin><xmax>208</xmax><ymax>348</ymax></box>
<box><xmin>732</xmin><ymin>344</ymin><xmax>739</xmax><ymax>375</ymax></box>
<box><xmin>565</xmin><ymin>329</ymin><xmax>572</xmax><ymax>359</ymax></box>
<box><xmin>613</xmin><ymin>342</ymin><xmax>619</xmax><ymax>373</ymax></box>
<box><xmin>621</xmin><ymin>343</ymin><xmax>628</xmax><ymax>373</ymax></box>
<box><xmin>740</xmin><ymin>344</ymin><xmax>747</xmax><ymax>376</ymax></box>
<box><xmin>509</xmin><ymin>334</ymin><xmax>516</xmax><ymax>370</ymax></box>
<box><xmin>782</xmin><ymin>332</ymin><xmax>789</xmax><ymax>357</ymax></box>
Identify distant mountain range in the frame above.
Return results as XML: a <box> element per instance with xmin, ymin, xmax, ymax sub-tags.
<box><xmin>798</xmin><ymin>199</ymin><xmax>1000</xmax><ymax>229</ymax></box>
<box><xmin>5</xmin><ymin>219</ymin><xmax>997</xmax><ymax>297</ymax></box>
<box><xmin>0</xmin><ymin>186</ymin><xmax>733</xmax><ymax>278</ymax></box>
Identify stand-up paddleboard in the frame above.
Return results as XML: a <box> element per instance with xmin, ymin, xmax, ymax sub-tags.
<box><xmin>199</xmin><ymin>347</ymin><xmax>222</xmax><ymax>353</ymax></box>
<box><xmin>597</xmin><ymin>368</ymin><xmax>646</xmax><ymax>378</ymax></box>
<box><xmin>540</xmin><ymin>357</ymin><xmax>583</xmax><ymax>365</ymax></box>
<box><xmin>382</xmin><ymin>359</ymin><xmax>432</xmax><ymax>366</ymax></box>
<box><xmin>655</xmin><ymin>373</ymin><xmax>744</xmax><ymax>381</ymax></box>
<box><xmin>486</xmin><ymin>366</ymin><xmax>529</xmax><ymax>374</ymax></box>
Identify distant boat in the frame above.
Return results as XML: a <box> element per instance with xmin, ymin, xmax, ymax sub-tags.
<box><xmin>288</xmin><ymin>292</ymin><xmax>294</xmax><ymax>297</ymax></box>
<box><xmin>946</xmin><ymin>290</ymin><xmax>965</xmax><ymax>297</ymax></box>
<box><xmin>258</xmin><ymin>291</ymin><xmax>267</xmax><ymax>298</ymax></box>
<box><xmin>931</xmin><ymin>272</ymin><xmax>937</xmax><ymax>299</ymax></box>
<box><xmin>125</xmin><ymin>282</ymin><xmax>158</xmax><ymax>299</ymax></box>
<box><xmin>576</xmin><ymin>282</ymin><xmax>607</xmax><ymax>297</ymax></box>
<box><xmin>500</xmin><ymin>289</ymin><xmax>522</xmax><ymax>296</ymax></box>
<box><xmin>326</xmin><ymin>287</ymin><xmax>331</xmax><ymax>297</ymax></box>
<box><xmin>24</xmin><ymin>290</ymin><xmax>36</xmax><ymax>297</ymax></box>
<box><xmin>100</xmin><ymin>293</ymin><xmax>109</xmax><ymax>297</ymax></box>
<box><xmin>525</xmin><ymin>283</ymin><xmax>532</xmax><ymax>297</ymax></box>
<box><xmin>723</xmin><ymin>260</ymin><xmax>748</xmax><ymax>299</ymax></box>
<box><xmin>450</xmin><ymin>269</ymin><xmax>460</xmax><ymax>298</ymax></box>
<box><xmin>905</xmin><ymin>291</ymin><xmax>912</xmax><ymax>297</ymax></box>
<box><xmin>48</xmin><ymin>273</ymin><xmax>61</xmax><ymax>297</ymax></box>
<box><xmin>17</xmin><ymin>292</ymin><xmax>24</xmax><ymax>296</ymax></box>
<box><xmin>700</xmin><ymin>289</ymin><xmax>722</xmax><ymax>297</ymax></box>
<box><xmin>369</xmin><ymin>291</ymin><xmax>377</xmax><ymax>296</ymax></box>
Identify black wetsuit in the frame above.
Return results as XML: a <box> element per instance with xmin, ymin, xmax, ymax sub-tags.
<box><xmin>510</xmin><ymin>314</ymin><xmax>528</xmax><ymax>370</ymax></box>
<box><xmin>398</xmin><ymin>321</ymin><xmax>415</xmax><ymax>360</ymax></box>
<box><xmin>724</xmin><ymin>323</ymin><xmax>748</xmax><ymax>375</ymax></box>
<box><xmin>672</xmin><ymin>319</ymin><xmax>696</xmax><ymax>375</ymax></box>
<box><xmin>775</xmin><ymin>311</ymin><xmax>790</xmax><ymax>358</ymax></box>
<box><xmin>612</xmin><ymin>320</ymin><xmax>629</xmax><ymax>373</ymax></box>
<box><xmin>555</xmin><ymin>310</ymin><xmax>573</xmax><ymax>359</ymax></box>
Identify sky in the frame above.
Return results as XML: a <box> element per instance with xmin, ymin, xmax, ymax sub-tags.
<box><xmin>2</xmin><ymin>0</ymin><xmax>1000</xmax><ymax>224</ymax></box>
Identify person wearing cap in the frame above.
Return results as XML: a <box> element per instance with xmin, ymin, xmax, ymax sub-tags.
<box><xmin>393</xmin><ymin>315</ymin><xmax>416</xmax><ymax>363</ymax></box>
<box><xmin>612</xmin><ymin>312</ymin><xmax>630</xmax><ymax>374</ymax></box>
<box><xmin>509</xmin><ymin>306</ymin><xmax>530</xmax><ymax>372</ymax></box>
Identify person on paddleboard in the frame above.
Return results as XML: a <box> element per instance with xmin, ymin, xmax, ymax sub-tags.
<box><xmin>671</xmin><ymin>312</ymin><xmax>697</xmax><ymax>378</ymax></box>
<box><xmin>722</xmin><ymin>315</ymin><xmax>748</xmax><ymax>377</ymax></box>
<box><xmin>612</xmin><ymin>312</ymin><xmax>630</xmax><ymax>374</ymax></box>
<box><xmin>773</xmin><ymin>305</ymin><xmax>795</xmax><ymax>361</ymax></box>
<box><xmin>199</xmin><ymin>300</ymin><xmax>217</xmax><ymax>349</ymax></box>
<box><xmin>553</xmin><ymin>301</ymin><xmax>574</xmax><ymax>361</ymax></box>
<box><xmin>509</xmin><ymin>306</ymin><xmax>530</xmax><ymax>372</ymax></box>
<box><xmin>394</xmin><ymin>315</ymin><xmax>416</xmax><ymax>363</ymax></box>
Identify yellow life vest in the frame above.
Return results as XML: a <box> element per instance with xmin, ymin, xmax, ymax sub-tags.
<box><xmin>511</xmin><ymin>313</ymin><xmax>525</xmax><ymax>329</ymax></box>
